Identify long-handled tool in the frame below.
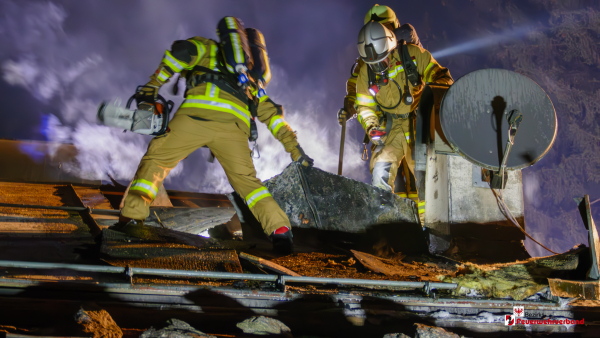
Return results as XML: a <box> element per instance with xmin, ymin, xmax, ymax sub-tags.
<box><xmin>338</xmin><ymin>108</ymin><xmax>346</xmax><ymax>175</ymax></box>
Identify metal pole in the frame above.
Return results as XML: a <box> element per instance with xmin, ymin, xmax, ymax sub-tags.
<box><xmin>338</xmin><ymin>110</ymin><xmax>346</xmax><ymax>176</ymax></box>
<box><xmin>0</xmin><ymin>260</ymin><xmax>457</xmax><ymax>290</ymax></box>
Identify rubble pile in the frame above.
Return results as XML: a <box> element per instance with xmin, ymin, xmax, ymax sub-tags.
<box><xmin>75</xmin><ymin>308</ymin><xmax>123</xmax><ymax>338</ymax></box>
<box><xmin>272</xmin><ymin>252</ymin><xmax>457</xmax><ymax>282</ymax></box>
<box><xmin>438</xmin><ymin>246</ymin><xmax>586</xmax><ymax>300</ymax></box>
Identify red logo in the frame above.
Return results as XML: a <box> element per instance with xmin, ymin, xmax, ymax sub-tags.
<box><xmin>513</xmin><ymin>306</ymin><xmax>524</xmax><ymax>317</ymax></box>
<box><xmin>505</xmin><ymin>315</ymin><xmax>515</xmax><ymax>326</ymax></box>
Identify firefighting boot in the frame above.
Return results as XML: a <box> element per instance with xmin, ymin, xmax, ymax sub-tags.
<box><xmin>108</xmin><ymin>217</ymin><xmax>144</xmax><ymax>232</ymax></box>
<box><xmin>270</xmin><ymin>226</ymin><xmax>293</xmax><ymax>254</ymax></box>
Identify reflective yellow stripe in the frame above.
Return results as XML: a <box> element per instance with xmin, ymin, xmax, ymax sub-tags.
<box><xmin>182</xmin><ymin>95</ymin><xmax>251</xmax><ymax>128</ymax></box>
<box><xmin>268</xmin><ymin>115</ymin><xmax>286</xmax><ymax>136</ymax></box>
<box><xmin>130</xmin><ymin>179</ymin><xmax>158</xmax><ymax>199</ymax></box>
<box><xmin>347</xmin><ymin>78</ymin><xmax>357</xmax><ymax>84</ymax></box>
<box><xmin>162</xmin><ymin>50</ymin><xmax>187</xmax><ymax>73</ymax></box>
<box><xmin>424</xmin><ymin>62</ymin><xmax>435</xmax><ymax>82</ymax></box>
<box><xmin>157</xmin><ymin>69</ymin><xmax>171</xmax><ymax>82</ymax></box>
<box><xmin>408</xmin><ymin>193</ymin><xmax>418</xmax><ymax>199</ymax></box>
<box><xmin>245</xmin><ymin>187</ymin><xmax>271</xmax><ymax>208</ymax></box>
<box><xmin>418</xmin><ymin>201</ymin><xmax>425</xmax><ymax>214</ymax></box>
<box><xmin>358</xmin><ymin>111</ymin><xmax>377</xmax><ymax>129</ymax></box>
<box><xmin>209</xmin><ymin>45</ymin><xmax>218</xmax><ymax>70</ymax></box>
<box><xmin>259</xmin><ymin>94</ymin><xmax>269</xmax><ymax>103</ymax></box>
<box><xmin>226</xmin><ymin>17</ymin><xmax>237</xmax><ymax>29</ymax></box>
<box><xmin>188</xmin><ymin>40</ymin><xmax>205</xmax><ymax>69</ymax></box>
<box><xmin>204</xmin><ymin>83</ymin><xmax>220</xmax><ymax>98</ymax></box>
<box><xmin>229</xmin><ymin>32</ymin><xmax>244</xmax><ymax>64</ymax></box>
<box><xmin>405</xmin><ymin>132</ymin><xmax>411</xmax><ymax>144</ymax></box>
<box><xmin>396</xmin><ymin>192</ymin><xmax>407</xmax><ymax>198</ymax></box>
<box><xmin>356</xmin><ymin>93</ymin><xmax>376</xmax><ymax>106</ymax></box>
<box><xmin>388</xmin><ymin>59</ymin><xmax>418</xmax><ymax>78</ymax></box>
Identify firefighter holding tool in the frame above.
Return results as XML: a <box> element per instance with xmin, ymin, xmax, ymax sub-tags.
<box><xmin>354</xmin><ymin>20</ymin><xmax>453</xmax><ymax>219</ymax></box>
<box><xmin>338</xmin><ymin>4</ymin><xmax>423</xmax><ymax>209</ymax></box>
<box><xmin>109</xmin><ymin>17</ymin><xmax>313</xmax><ymax>253</ymax></box>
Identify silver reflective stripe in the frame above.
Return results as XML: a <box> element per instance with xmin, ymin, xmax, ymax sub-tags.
<box><xmin>184</xmin><ymin>98</ymin><xmax>250</xmax><ymax>121</ymax></box>
<box><xmin>209</xmin><ymin>83</ymin><xmax>216</xmax><ymax>98</ymax></box>
<box><xmin>131</xmin><ymin>182</ymin><xmax>157</xmax><ymax>197</ymax></box>
<box><xmin>164</xmin><ymin>54</ymin><xmax>184</xmax><ymax>72</ymax></box>
<box><xmin>157</xmin><ymin>72</ymin><xmax>169</xmax><ymax>82</ymax></box>
<box><xmin>270</xmin><ymin>118</ymin><xmax>283</xmax><ymax>132</ymax></box>
<box><xmin>246</xmin><ymin>189</ymin><xmax>270</xmax><ymax>206</ymax></box>
<box><xmin>230</xmin><ymin>33</ymin><xmax>243</xmax><ymax>64</ymax></box>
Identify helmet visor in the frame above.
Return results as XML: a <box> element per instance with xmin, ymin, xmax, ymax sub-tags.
<box><xmin>368</xmin><ymin>58</ymin><xmax>390</xmax><ymax>73</ymax></box>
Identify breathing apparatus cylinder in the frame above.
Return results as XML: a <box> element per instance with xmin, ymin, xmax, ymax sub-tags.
<box><xmin>217</xmin><ymin>17</ymin><xmax>253</xmax><ymax>87</ymax></box>
<box><xmin>246</xmin><ymin>28</ymin><xmax>271</xmax><ymax>98</ymax></box>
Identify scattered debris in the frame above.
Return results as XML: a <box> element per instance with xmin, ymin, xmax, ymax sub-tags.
<box><xmin>549</xmin><ymin>278</ymin><xmax>600</xmax><ymax>300</ymax></box>
<box><xmin>383</xmin><ymin>334</ymin><xmax>411</xmax><ymax>338</ymax></box>
<box><xmin>103</xmin><ymin>222</ymin><xmax>223</xmax><ymax>249</ymax></box>
<box><xmin>239</xmin><ymin>252</ymin><xmax>301</xmax><ymax>276</ymax></box>
<box><xmin>414</xmin><ymin>323</ymin><xmax>460</xmax><ymax>338</ymax></box>
<box><xmin>144</xmin><ymin>207</ymin><xmax>236</xmax><ymax>236</ymax></box>
<box><xmin>140</xmin><ymin>319</ymin><xmax>216</xmax><ymax>338</ymax></box>
<box><xmin>101</xmin><ymin>229</ymin><xmax>242</xmax><ymax>272</ymax></box>
<box><xmin>439</xmin><ymin>246</ymin><xmax>586</xmax><ymax>300</ymax></box>
<box><xmin>236</xmin><ymin>316</ymin><xmax>290</xmax><ymax>335</ymax></box>
<box><xmin>272</xmin><ymin>252</ymin><xmax>455</xmax><ymax>282</ymax></box>
<box><xmin>75</xmin><ymin>308</ymin><xmax>123</xmax><ymax>338</ymax></box>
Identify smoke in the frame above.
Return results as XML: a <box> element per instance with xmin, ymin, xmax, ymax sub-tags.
<box><xmin>0</xmin><ymin>0</ymin><xmax>368</xmax><ymax>192</ymax></box>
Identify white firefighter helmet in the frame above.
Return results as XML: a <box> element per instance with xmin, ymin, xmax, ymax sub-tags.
<box><xmin>357</xmin><ymin>21</ymin><xmax>397</xmax><ymax>73</ymax></box>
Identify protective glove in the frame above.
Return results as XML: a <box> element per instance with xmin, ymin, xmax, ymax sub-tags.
<box><xmin>292</xmin><ymin>145</ymin><xmax>314</xmax><ymax>167</ymax></box>
<box><xmin>339</xmin><ymin>97</ymin><xmax>357</xmax><ymax>126</ymax></box>
<box><xmin>337</xmin><ymin>109</ymin><xmax>349</xmax><ymax>125</ymax></box>
<box><xmin>368</xmin><ymin>126</ymin><xmax>387</xmax><ymax>146</ymax></box>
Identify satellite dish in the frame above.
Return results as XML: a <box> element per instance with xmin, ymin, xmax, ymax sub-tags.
<box><xmin>439</xmin><ymin>69</ymin><xmax>557</xmax><ymax>170</ymax></box>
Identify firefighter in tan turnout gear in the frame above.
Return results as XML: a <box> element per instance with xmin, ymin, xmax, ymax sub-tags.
<box><xmin>116</xmin><ymin>17</ymin><xmax>312</xmax><ymax>253</ymax></box>
<box><xmin>354</xmin><ymin>20</ymin><xmax>453</xmax><ymax>219</ymax></box>
<box><xmin>340</xmin><ymin>5</ymin><xmax>423</xmax><ymax>213</ymax></box>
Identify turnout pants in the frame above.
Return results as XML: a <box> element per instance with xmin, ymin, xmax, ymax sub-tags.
<box><xmin>370</xmin><ymin>116</ymin><xmax>425</xmax><ymax>216</ymax></box>
<box><xmin>121</xmin><ymin>113</ymin><xmax>290</xmax><ymax>236</ymax></box>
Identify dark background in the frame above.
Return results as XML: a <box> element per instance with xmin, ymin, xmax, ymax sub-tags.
<box><xmin>0</xmin><ymin>0</ymin><xmax>598</xmax><ymax>256</ymax></box>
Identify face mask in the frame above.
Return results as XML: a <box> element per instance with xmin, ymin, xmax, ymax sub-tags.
<box><xmin>368</xmin><ymin>58</ymin><xmax>390</xmax><ymax>74</ymax></box>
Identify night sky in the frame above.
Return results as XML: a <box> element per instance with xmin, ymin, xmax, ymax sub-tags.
<box><xmin>1</xmin><ymin>0</ymin><xmax>599</xmax><ymax>256</ymax></box>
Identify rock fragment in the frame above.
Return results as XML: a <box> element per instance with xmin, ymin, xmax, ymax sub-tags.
<box><xmin>140</xmin><ymin>319</ymin><xmax>215</xmax><ymax>338</ymax></box>
<box><xmin>383</xmin><ymin>334</ymin><xmax>411</xmax><ymax>338</ymax></box>
<box><xmin>75</xmin><ymin>308</ymin><xmax>123</xmax><ymax>338</ymax></box>
<box><xmin>414</xmin><ymin>323</ymin><xmax>460</xmax><ymax>338</ymax></box>
<box><xmin>236</xmin><ymin>316</ymin><xmax>290</xmax><ymax>335</ymax></box>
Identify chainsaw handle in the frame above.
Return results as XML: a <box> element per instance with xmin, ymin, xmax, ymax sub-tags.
<box><xmin>126</xmin><ymin>86</ymin><xmax>174</xmax><ymax>136</ymax></box>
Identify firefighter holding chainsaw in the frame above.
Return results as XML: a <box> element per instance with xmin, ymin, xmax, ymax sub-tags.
<box><xmin>111</xmin><ymin>17</ymin><xmax>312</xmax><ymax>253</ymax></box>
<box><xmin>339</xmin><ymin>5</ymin><xmax>424</xmax><ymax>213</ymax></box>
<box><xmin>354</xmin><ymin>21</ymin><xmax>452</xmax><ymax>218</ymax></box>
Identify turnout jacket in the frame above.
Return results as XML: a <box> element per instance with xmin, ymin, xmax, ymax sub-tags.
<box><xmin>144</xmin><ymin>36</ymin><xmax>300</xmax><ymax>158</ymax></box>
<box><xmin>355</xmin><ymin>44</ymin><xmax>453</xmax><ymax>131</ymax></box>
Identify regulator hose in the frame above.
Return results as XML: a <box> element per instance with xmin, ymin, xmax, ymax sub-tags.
<box><xmin>374</xmin><ymin>77</ymin><xmax>403</xmax><ymax>110</ymax></box>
